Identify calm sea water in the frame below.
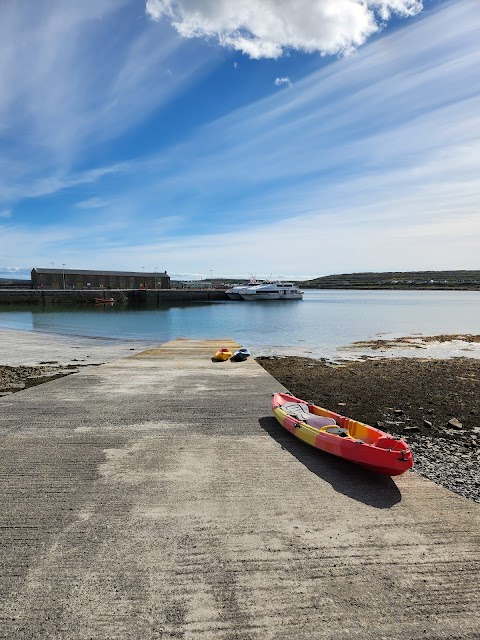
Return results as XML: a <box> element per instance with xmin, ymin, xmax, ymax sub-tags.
<box><xmin>0</xmin><ymin>290</ymin><xmax>479</xmax><ymax>359</ymax></box>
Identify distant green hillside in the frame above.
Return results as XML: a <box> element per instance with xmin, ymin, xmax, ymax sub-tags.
<box><xmin>299</xmin><ymin>270</ymin><xmax>480</xmax><ymax>290</ymax></box>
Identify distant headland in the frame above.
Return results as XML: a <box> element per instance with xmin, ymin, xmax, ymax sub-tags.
<box><xmin>296</xmin><ymin>270</ymin><xmax>480</xmax><ymax>290</ymax></box>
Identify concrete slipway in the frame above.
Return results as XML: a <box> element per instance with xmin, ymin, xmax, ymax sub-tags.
<box><xmin>0</xmin><ymin>338</ymin><xmax>479</xmax><ymax>640</ymax></box>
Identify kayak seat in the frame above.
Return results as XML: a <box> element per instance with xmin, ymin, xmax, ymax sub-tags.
<box><xmin>282</xmin><ymin>402</ymin><xmax>337</xmax><ymax>429</ymax></box>
<box><xmin>305</xmin><ymin>416</ymin><xmax>337</xmax><ymax>429</ymax></box>
<box><xmin>282</xmin><ymin>402</ymin><xmax>311</xmax><ymax>421</ymax></box>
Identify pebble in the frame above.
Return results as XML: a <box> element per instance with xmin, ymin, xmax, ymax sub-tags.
<box><xmin>448</xmin><ymin>418</ymin><xmax>463</xmax><ymax>430</ymax></box>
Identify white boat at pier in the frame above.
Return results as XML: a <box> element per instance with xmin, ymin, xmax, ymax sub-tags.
<box><xmin>225</xmin><ymin>277</ymin><xmax>264</xmax><ymax>300</ymax></box>
<box><xmin>239</xmin><ymin>281</ymin><xmax>304</xmax><ymax>301</ymax></box>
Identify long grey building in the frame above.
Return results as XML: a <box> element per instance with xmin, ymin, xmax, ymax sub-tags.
<box><xmin>31</xmin><ymin>268</ymin><xmax>170</xmax><ymax>290</ymax></box>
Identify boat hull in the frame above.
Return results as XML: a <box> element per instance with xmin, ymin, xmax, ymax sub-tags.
<box><xmin>226</xmin><ymin>279</ymin><xmax>264</xmax><ymax>299</ymax></box>
<box><xmin>231</xmin><ymin>348</ymin><xmax>251</xmax><ymax>362</ymax></box>
<box><xmin>272</xmin><ymin>392</ymin><xmax>413</xmax><ymax>476</ymax></box>
<box><xmin>241</xmin><ymin>292</ymin><xmax>280</xmax><ymax>300</ymax></box>
<box><xmin>213</xmin><ymin>348</ymin><xmax>232</xmax><ymax>361</ymax></box>
<box><xmin>240</xmin><ymin>292</ymin><xmax>303</xmax><ymax>300</ymax></box>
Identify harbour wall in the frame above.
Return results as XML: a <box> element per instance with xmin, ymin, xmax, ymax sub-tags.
<box><xmin>0</xmin><ymin>289</ymin><xmax>229</xmax><ymax>305</ymax></box>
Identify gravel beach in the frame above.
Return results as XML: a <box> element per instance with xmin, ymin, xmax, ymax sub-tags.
<box><xmin>257</xmin><ymin>353</ymin><xmax>480</xmax><ymax>503</ymax></box>
<box><xmin>1</xmin><ymin>328</ymin><xmax>479</xmax><ymax>503</ymax></box>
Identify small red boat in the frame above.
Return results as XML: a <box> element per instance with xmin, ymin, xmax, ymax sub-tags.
<box><xmin>272</xmin><ymin>392</ymin><xmax>413</xmax><ymax>476</ymax></box>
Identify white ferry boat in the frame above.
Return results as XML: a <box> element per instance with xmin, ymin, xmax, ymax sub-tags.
<box><xmin>239</xmin><ymin>281</ymin><xmax>304</xmax><ymax>301</ymax></box>
<box><xmin>225</xmin><ymin>278</ymin><xmax>264</xmax><ymax>300</ymax></box>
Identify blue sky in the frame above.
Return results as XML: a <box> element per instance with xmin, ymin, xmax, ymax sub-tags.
<box><xmin>0</xmin><ymin>0</ymin><xmax>478</xmax><ymax>281</ymax></box>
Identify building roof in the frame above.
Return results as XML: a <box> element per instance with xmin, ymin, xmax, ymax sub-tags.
<box><xmin>32</xmin><ymin>268</ymin><xmax>168</xmax><ymax>278</ymax></box>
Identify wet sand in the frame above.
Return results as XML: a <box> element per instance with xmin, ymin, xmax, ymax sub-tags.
<box><xmin>0</xmin><ymin>328</ymin><xmax>159</xmax><ymax>367</ymax></box>
<box><xmin>0</xmin><ymin>328</ymin><xmax>160</xmax><ymax>396</ymax></box>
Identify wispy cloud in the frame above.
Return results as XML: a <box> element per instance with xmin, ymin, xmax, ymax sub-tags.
<box><xmin>0</xmin><ymin>161</ymin><xmax>131</xmax><ymax>203</ymax></box>
<box><xmin>0</xmin><ymin>266</ymin><xmax>30</xmax><ymax>278</ymax></box>
<box><xmin>146</xmin><ymin>0</ymin><xmax>423</xmax><ymax>59</ymax></box>
<box><xmin>0</xmin><ymin>0</ymin><xmax>215</xmax><ymax>204</ymax></box>
<box><xmin>274</xmin><ymin>77</ymin><xmax>292</xmax><ymax>88</ymax></box>
<box><xmin>76</xmin><ymin>197</ymin><xmax>109</xmax><ymax>210</ymax></box>
<box><xmin>0</xmin><ymin>209</ymin><xmax>11</xmax><ymax>218</ymax></box>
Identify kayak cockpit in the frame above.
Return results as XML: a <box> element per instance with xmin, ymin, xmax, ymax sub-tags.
<box><xmin>280</xmin><ymin>401</ymin><xmax>356</xmax><ymax>434</ymax></box>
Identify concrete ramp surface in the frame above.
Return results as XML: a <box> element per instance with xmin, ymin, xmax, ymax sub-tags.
<box><xmin>0</xmin><ymin>339</ymin><xmax>479</xmax><ymax>639</ymax></box>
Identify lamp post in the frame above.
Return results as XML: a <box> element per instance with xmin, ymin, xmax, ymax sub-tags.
<box><xmin>62</xmin><ymin>264</ymin><xmax>66</xmax><ymax>290</ymax></box>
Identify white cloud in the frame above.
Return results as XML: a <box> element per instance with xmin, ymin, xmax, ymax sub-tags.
<box><xmin>0</xmin><ymin>265</ymin><xmax>30</xmax><ymax>279</ymax></box>
<box><xmin>0</xmin><ymin>161</ymin><xmax>130</xmax><ymax>202</ymax></box>
<box><xmin>76</xmin><ymin>197</ymin><xmax>109</xmax><ymax>209</ymax></box>
<box><xmin>145</xmin><ymin>0</ymin><xmax>423</xmax><ymax>59</ymax></box>
<box><xmin>274</xmin><ymin>77</ymin><xmax>292</xmax><ymax>88</ymax></box>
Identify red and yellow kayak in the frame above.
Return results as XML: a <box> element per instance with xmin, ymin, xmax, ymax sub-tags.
<box><xmin>272</xmin><ymin>392</ymin><xmax>413</xmax><ymax>476</ymax></box>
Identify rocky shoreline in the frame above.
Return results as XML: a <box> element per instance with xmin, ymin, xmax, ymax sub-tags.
<box><xmin>257</xmin><ymin>355</ymin><xmax>480</xmax><ymax>503</ymax></box>
<box><xmin>0</xmin><ymin>362</ymin><xmax>95</xmax><ymax>397</ymax></box>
